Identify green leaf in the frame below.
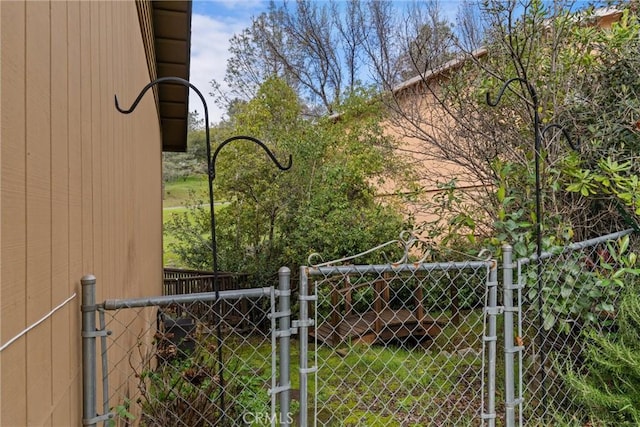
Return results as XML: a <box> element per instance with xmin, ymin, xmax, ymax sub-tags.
<box><xmin>588</xmin><ymin>288</ymin><xmax>602</xmax><ymax>298</ymax></box>
<box><xmin>599</xmin><ymin>302</ymin><xmax>615</xmax><ymax>312</ymax></box>
<box><xmin>620</xmin><ymin>235</ymin><xmax>630</xmax><ymax>254</ymax></box>
<box><xmin>497</xmin><ymin>185</ymin><xmax>506</xmax><ymax>203</ymax></box>
<box><xmin>566</xmin><ymin>183</ymin><xmax>582</xmax><ymax>193</ymax></box>
<box><xmin>612</xmin><ymin>269</ymin><xmax>626</xmax><ymax>279</ymax></box>
<box><xmin>543</xmin><ymin>312</ymin><xmax>556</xmax><ymax>330</ymax></box>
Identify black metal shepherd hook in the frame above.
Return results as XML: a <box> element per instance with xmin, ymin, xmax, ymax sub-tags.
<box><xmin>116</xmin><ymin>77</ymin><xmax>292</xmax><ymax>419</ymax></box>
<box><xmin>487</xmin><ymin>77</ymin><xmax>578</xmax><ymax>421</ymax></box>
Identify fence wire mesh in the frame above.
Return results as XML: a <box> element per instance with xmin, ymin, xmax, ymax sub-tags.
<box><xmin>303</xmin><ymin>259</ymin><xmax>494</xmax><ymax>426</ymax></box>
<box><xmin>515</xmin><ymin>229</ymin><xmax>636</xmax><ymax>426</ymax></box>
<box><xmin>99</xmin><ymin>291</ymin><xmax>278</xmax><ymax>427</ymax></box>
<box><xmin>81</xmin><ymin>230</ymin><xmax>639</xmax><ymax>427</ymax></box>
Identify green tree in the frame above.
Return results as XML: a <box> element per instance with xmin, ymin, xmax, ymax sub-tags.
<box><xmin>383</xmin><ymin>1</ymin><xmax>640</xmax><ymax>244</ymax></box>
<box><xmin>166</xmin><ymin>77</ymin><xmax>409</xmax><ymax>281</ymax></box>
<box><xmin>162</xmin><ymin>112</ymin><xmax>222</xmax><ymax>182</ymax></box>
<box><xmin>188</xmin><ymin>110</ymin><xmax>204</xmax><ymax>131</ymax></box>
<box><xmin>162</xmin><ymin>132</ymin><xmax>207</xmax><ymax>182</ymax></box>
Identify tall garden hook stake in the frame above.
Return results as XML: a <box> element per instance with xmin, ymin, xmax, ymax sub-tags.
<box><xmin>115</xmin><ymin>77</ymin><xmax>292</xmax><ymax>419</ymax></box>
<box><xmin>487</xmin><ymin>77</ymin><xmax>578</xmax><ymax>419</ymax></box>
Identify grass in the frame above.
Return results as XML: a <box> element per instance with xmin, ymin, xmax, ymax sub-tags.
<box><xmin>225</xmin><ymin>308</ymin><xmax>487</xmax><ymax>426</ymax></box>
<box><xmin>162</xmin><ymin>199</ymin><xmax>225</xmax><ymax>268</ymax></box>
<box><xmin>162</xmin><ymin>175</ymin><xmax>210</xmax><ymax>267</ymax></box>
<box><xmin>256</xmin><ymin>339</ymin><xmax>479</xmax><ymax>425</ymax></box>
<box><xmin>163</xmin><ymin>175</ymin><xmax>208</xmax><ymax>208</ymax></box>
<box><xmin>162</xmin><ymin>207</ymin><xmax>190</xmax><ymax>267</ymax></box>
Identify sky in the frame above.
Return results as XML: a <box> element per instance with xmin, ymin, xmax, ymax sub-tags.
<box><xmin>188</xmin><ymin>0</ymin><xmax>601</xmax><ymax>125</ymax></box>
<box><xmin>188</xmin><ymin>0</ymin><xmax>453</xmax><ymax>124</ymax></box>
<box><xmin>189</xmin><ymin>1</ymin><xmax>269</xmax><ymax>125</ymax></box>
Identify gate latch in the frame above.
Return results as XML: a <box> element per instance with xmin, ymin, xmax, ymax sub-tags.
<box><xmin>290</xmin><ymin>319</ymin><xmax>314</xmax><ymax>335</ymax></box>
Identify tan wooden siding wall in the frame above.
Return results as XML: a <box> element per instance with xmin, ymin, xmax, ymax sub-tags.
<box><xmin>0</xmin><ymin>1</ymin><xmax>163</xmax><ymax>425</ymax></box>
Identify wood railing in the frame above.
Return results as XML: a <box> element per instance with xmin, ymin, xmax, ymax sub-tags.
<box><xmin>327</xmin><ymin>273</ymin><xmax>460</xmax><ymax>343</ymax></box>
<box><xmin>162</xmin><ymin>268</ymin><xmax>255</xmax><ymax>328</ymax></box>
<box><xmin>163</xmin><ymin>268</ymin><xmax>249</xmax><ymax>295</ymax></box>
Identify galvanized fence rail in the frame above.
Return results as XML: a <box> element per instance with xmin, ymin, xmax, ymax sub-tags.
<box><xmin>162</xmin><ymin>269</ymin><xmax>252</xmax><ymax>327</ymax></box>
<box><xmin>81</xmin><ymin>268</ymin><xmax>292</xmax><ymax>427</ymax></box>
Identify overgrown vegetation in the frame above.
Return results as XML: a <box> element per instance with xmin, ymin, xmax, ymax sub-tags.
<box><xmin>122</xmin><ymin>329</ymin><xmax>275</xmax><ymax>427</ymax></box>
<box><xmin>401</xmin><ymin>4</ymin><xmax>640</xmax><ymax>406</ymax></box>
<box><xmin>399</xmin><ymin>1</ymin><xmax>640</xmax><ymax>246</ymax></box>
<box><xmin>165</xmin><ymin>1</ymin><xmax>640</xmax><ymax>269</ymax></box>
<box><xmin>561</xmin><ymin>267</ymin><xmax>640</xmax><ymax>424</ymax></box>
<box><xmin>158</xmin><ymin>1</ymin><xmax>640</xmax><ymax>423</ymax></box>
<box><xmin>165</xmin><ymin>78</ymin><xmax>410</xmax><ymax>281</ymax></box>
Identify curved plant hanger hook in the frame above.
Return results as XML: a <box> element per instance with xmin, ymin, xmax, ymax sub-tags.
<box><xmin>115</xmin><ymin>76</ymin><xmax>292</xmax><ymax>420</ymax></box>
<box><xmin>211</xmin><ymin>135</ymin><xmax>292</xmax><ymax>179</ymax></box>
<box><xmin>486</xmin><ymin>77</ymin><xmax>537</xmax><ymax>108</ymax></box>
<box><xmin>486</xmin><ymin>76</ymin><xmax>578</xmax><ymax>418</ymax></box>
<box><xmin>540</xmin><ymin>123</ymin><xmax>580</xmax><ymax>152</ymax></box>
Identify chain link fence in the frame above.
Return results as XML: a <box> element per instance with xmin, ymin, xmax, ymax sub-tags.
<box><xmin>298</xmin><ymin>249</ymin><xmax>497</xmax><ymax>426</ymax></box>
<box><xmin>81</xmin><ymin>230</ymin><xmax>637</xmax><ymax>426</ymax></box>
<box><xmin>81</xmin><ymin>270</ymin><xmax>293</xmax><ymax>427</ymax></box>
<box><xmin>509</xmin><ymin>229</ymin><xmax>636</xmax><ymax>426</ymax></box>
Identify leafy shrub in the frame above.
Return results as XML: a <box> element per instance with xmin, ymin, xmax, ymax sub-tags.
<box><xmin>531</xmin><ymin>235</ymin><xmax>639</xmax><ymax>335</ymax></box>
<box><xmin>129</xmin><ymin>328</ymin><xmax>270</xmax><ymax>426</ymax></box>
<box><xmin>562</xmin><ymin>274</ymin><xmax>640</xmax><ymax>424</ymax></box>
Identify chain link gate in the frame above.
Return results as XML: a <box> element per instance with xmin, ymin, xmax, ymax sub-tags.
<box><xmin>296</xmin><ymin>235</ymin><xmax>498</xmax><ymax>426</ymax></box>
<box><xmin>81</xmin><ymin>268</ymin><xmax>293</xmax><ymax>427</ymax></box>
<box><xmin>294</xmin><ymin>229</ymin><xmax>635</xmax><ymax>426</ymax></box>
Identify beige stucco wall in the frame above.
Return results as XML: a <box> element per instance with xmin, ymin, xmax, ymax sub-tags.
<box><xmin>380</xmin><ymin>82</ymin><xmax>490</xmax><ymax>230</ymax></box>
<box><xmin>0</xmin><ymin>1</ymin><xmax>163</xmax><ymax>425</ymax></box>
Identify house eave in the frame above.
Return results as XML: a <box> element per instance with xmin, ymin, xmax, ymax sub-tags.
<box><xmin>153</xmin><ymin>1</ymin><xmax>192</xmax><ymax>152</ymax></box>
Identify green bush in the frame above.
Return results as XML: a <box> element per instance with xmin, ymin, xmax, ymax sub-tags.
<box><xmin>128</xmin><ymin>330</ymin><xmax>270</xmax><ymax>427</ymax></box>
<box><xmin>562</xmin><ymin>264</ymin><xmax>640</xmax><ymax>425</ymax></box>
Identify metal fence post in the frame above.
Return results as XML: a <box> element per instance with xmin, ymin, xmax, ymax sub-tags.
<box><xmin>502</xmin><ymin>245</ymin><xmax>517</xmax><ymax>427</ymax></box>
<box><xmin>278</xmin><ymin>267</ymin><xmax>292</xmax><ymax>426</ymax></box>
<box><xmin>81</xmin><ymin>275</ymin><xmax>97</xmax><ymax>427</ymax></box>
<box><xmin>483</xmin><ymin>260</ymin><xmax>499</xmax><ymax>427</ymax></box>
<box><xmin>298</xmin><ymin>267</ymin><xmax>310</xmax><ymax>427</ymax></box>
<box><xmin>98</xmin><ymin>309</ymin><xmax>110</xmax><ymax>422</ymax></box>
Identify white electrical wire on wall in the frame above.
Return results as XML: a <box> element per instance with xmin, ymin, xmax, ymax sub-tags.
<box><xmin>0</xmin><ymin>292</ymin><xmax>77</xmax><ymax>352</ymax></box>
